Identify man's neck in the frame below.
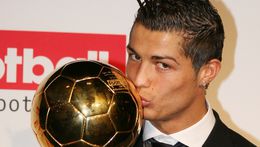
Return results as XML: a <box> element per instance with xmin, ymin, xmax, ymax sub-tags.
<box><xmin>143</xmin><ymin>101</ymin><xmax>216</xmax><ymax>146</ymax></box>
<box><xmin>150</xmin><ymin>99</ymin><xmax>208</xmax><ymax>134</ymax></box>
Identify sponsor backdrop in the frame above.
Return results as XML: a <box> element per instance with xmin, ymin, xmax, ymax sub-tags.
<box><xmin>0</xmin><ymin>0</ymin><xmax>259</xmax><ymax>146</ymax></box>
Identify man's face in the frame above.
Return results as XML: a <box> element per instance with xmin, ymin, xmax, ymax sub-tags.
<box><xmin>126</xmin><ymin>23</ymin><xmax>206</xmax><ymax>130</ymax></box>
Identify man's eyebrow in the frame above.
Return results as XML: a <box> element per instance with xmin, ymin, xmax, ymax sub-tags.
<box><xmin>126</xmin><ymin>45</ymin><xmax>137</xmax><ymax>54</ymax></box>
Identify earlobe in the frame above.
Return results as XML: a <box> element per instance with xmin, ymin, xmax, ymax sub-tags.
<box><xmin>198</xmin><ymin>59</ymin><xmax>221</xmax><ymax>88</ymax></box>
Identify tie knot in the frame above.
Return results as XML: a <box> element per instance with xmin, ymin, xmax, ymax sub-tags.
<box><xmin>144</xmin><ymin>138</ymin><xmax>188</xmax><ymax>147</ymax></box>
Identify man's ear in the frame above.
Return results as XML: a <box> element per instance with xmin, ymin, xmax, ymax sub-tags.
<box><xmin>198</xmin><ymin>59</ymin><xmax>221</xmax><ymax>88</ymax></box>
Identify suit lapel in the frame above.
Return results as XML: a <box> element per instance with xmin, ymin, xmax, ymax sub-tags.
<box><xmin>203</xmin><ymin>110</ymin><xmax>233</xmax><ymax>147</ymax></box>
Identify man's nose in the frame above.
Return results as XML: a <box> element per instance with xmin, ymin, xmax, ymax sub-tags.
<box><xmin>133</xmin><ymin>62</ymin><xmax>151</xmax><ymax>89</ymax></box>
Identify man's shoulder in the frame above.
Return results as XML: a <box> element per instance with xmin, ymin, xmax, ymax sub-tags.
<box><xmin>227</xmin><ymin>126</ymin><xmax>256</xmax><ymax>146</ymax></box>
<box><xmin>203</xmin><ymin>110</ymin><xmax>256</xmax><ymax>147</ymax></box>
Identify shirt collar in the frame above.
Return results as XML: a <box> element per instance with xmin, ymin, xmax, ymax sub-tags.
<box><xmin>143</xmin><ymin>101</ymin><xmax>216</xmax><ymax>147</ymax></box>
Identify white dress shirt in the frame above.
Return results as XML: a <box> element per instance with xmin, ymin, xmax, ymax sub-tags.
<box><xmin>143</xmin><ymin>102</ymin><xmax>216</xmax><ymax>147</ymax></box>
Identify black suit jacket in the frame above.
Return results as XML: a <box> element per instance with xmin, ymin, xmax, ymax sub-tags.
<box><xmin>133</xmin><ymin>110</ymin><xmax>256</xmax><ymax>147</ymax></box>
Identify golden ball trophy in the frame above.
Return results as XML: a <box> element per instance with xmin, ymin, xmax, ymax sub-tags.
<box><xmin>31</xmin><ymin>60</ymin><xmax>143</xmax><ymax>147</ymax></box>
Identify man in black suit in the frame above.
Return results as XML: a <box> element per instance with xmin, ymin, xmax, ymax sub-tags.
<box><xmin>126</xmin><ymin>0</ymin><xmax>256</xmax><ymax>146</ymax></box>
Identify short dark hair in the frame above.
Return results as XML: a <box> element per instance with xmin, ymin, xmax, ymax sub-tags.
<box><xmin>133</xmin><ymin>0</ymin><xmax>225</xmax><ymax>72</ymax></box>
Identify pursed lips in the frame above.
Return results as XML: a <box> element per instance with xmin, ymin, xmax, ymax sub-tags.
<box><xmin>140</xmin><ymin>96</ymin><xmax>151</xmax><ymax>107</ymax></box>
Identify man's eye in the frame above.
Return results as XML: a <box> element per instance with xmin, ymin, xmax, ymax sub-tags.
<box><xmin>129</xmin><ymin>53</ymin><xmax>141</xmax><ymax>61</ymax></box>
<box><xmin>157</xmin><ymin>62</ymin><xmax>170</xmax><ymax>70</ymax></box>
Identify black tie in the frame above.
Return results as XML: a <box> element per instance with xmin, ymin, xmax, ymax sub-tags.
<box><xmin>144</xmin><ymin>138</ymin><xmax>188</xmax><ymax>147</ymax></box>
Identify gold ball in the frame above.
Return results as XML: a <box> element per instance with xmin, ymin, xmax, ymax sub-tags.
<box><xmin>31</xmin><ymin>60</ymin><xmax>143</xmax><ymax>147</ymax></box>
